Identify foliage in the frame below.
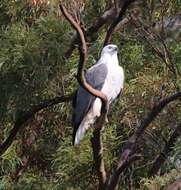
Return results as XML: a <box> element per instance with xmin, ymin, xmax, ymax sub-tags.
<box><xmin>0</xmin><ymin>0</ymin><xmax>181</xmax><ymax>190</ymax></box>
<box><xmin>141</xmin><ymin>169</ymin><xmax>181</xmax><ymax>190</ymax></box>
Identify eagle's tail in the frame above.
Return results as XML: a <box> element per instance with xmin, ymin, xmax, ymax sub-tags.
<box><xmin>73</xmin><ymin>124</ymin><xmax>87</xmax><ymax>145</ymax></box>
<box><xmin>73</xmin><ymin>111</ymin><xmax>96</xmax><ymax>145</ymax></box>
<box><xmin>73</xmin><ymin>98</ymin><xmax>102</xmax><ymax>145</ymax></box>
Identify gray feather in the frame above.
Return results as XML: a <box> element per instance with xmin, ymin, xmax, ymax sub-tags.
<box><xmin>72</xmin><ymin>63</ymin><xmax>108</xmax><ymax>144</ymax></box>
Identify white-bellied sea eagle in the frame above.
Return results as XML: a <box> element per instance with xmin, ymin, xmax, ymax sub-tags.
<box><xmin>72</xmin><ymin>44</ymin><xmax>124</xmax><ymax>145</ymax></box>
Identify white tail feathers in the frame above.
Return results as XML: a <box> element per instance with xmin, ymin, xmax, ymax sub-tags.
<box><xmin>74</xmin><ymin>114</ymin><xmax>94</xmax><ymax>145</ymax></box>
<box><xmin>74</xmin><ymin>125</ymin><xmax>86</xmax><ymax>145</ymax></box>
<box><xmin>74</xmin><ymin>98</ymin><xmax>102</xmax><ymax>145</ymax></box>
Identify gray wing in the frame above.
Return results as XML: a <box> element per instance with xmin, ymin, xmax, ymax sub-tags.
<box><xmin>72</xmin><ymin>63</ymin><xmax>108</xmax><ymax>144</ymax></box>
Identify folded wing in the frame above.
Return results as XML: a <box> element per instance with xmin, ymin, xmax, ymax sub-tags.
<box><xmin>72</xmin><ymin>63</ymin><xmax>108</xmax><ymax>145</ymax></box>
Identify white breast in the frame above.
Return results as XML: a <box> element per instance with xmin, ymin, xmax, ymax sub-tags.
<box><xmin>101</xmin><ymin>64</ymin><xmax>124</xmax><ymax>102</ymax></box>
<box><xmin>90</xmin><ymin>64</ymin><xmax>124</xmax><ymax>119</ymax></box>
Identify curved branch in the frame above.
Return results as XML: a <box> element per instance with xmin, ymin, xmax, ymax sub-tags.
<box><xmin>106</xmin><ymin>91</ymin><xmax>181</xmax><ymax>190</ymax></box>
<box><xmin>59</xmin><ymin>4</ymin><xmax>109</xmax><ymax>189</ymax></box>
<box><xmin>0</xmin><ymin>94</ymin><xmax>73</xmax><ymax>156</ymax></box>
<box><xmin>60</xmin><ymin>4</ymin><xmax>108</xmax><ymax>111</ymax></box>
<box><xmin>104</xmin><ymin>0</ymin><xmax>136</xmax><ymax>46</ymax></box>
<box><xmin>65</xmin><ymin>6</ymin><xmax>117</xmax><ymax>59</ymax></box>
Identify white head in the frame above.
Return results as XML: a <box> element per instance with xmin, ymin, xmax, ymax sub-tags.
<box><xmin>101</xmin><ymin>44</ymin><xmax>118</xmax><ymax>56</ymax></box>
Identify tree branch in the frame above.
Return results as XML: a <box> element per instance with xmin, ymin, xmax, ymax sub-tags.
<box><xmin>65</xmin><ymin>6</ymin><xmax>117</xmax><ymax>59</ymax></box>
<box><xmin>106</xmin><ymin>154</ymin><xmax>141</xmax><ymax>190</ymax></box>
<box><xmin>104</xmin><ymin>0</ymin><xmax>136</xmax><ymax>46</ymax></box>
<box><xmin>60</xmin><ymin>4</ymin><xmax>108</xmax><ymax>109</ymax></box>
<box><xmin>149</xmin><ymin>122</ymin><xmax>181</xmax><ymax>177</ymax></box>
<box><xmin>106</xmin><ymin>91</ymin><xmax>181</xmax><ymax>190</ymax></box>
<box><xmin>91</xmin><ymin>128</ymin><xmax>107</xmax><ymax>190</ymax></box>
<box><xmin>0</xmin><ymin>94</ymin><xmax>73</xmax><ymax>156</ymax></box>
<box><xmin>59</xmin><ymin>4</ymin><xmax>108</xmax><ymax>189</ymax></box>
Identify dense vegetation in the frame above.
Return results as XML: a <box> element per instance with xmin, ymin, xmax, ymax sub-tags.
<box><xmin>0</xmin><ymin>0</ymin><xmax>181</xmax><ymax>189</ymax></box>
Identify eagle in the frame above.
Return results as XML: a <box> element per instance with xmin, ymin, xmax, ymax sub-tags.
<box><xmin>72</xmin><ymin>44</ymin><xmax>124</xmax><ymax>145</ymax></box>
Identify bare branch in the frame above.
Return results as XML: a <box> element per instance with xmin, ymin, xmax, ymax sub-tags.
<box><xmin>60</xmin><ymin>4</ymin><xmax>108</xmax><ymax>109</ymax></box>
<box><xmin>91</xmin><ymin>128</ymin><xmax>107</xmax><ymax>190</ymax></box>
<box><xmin>149</xmin><ymin>122</ymin><xmax>181</xmax><ymax>177</ymax></box>
<box><xmin>65</xmin><ymin>6</ymin><xmax>117</xmax><ymax>59</ymax></box>
<box><xmin>104</xmin><ymin>0</ymin><xmax>136</xmax><ymax>46</ymax></box>
<box><xmin>0</xmin><ymin>94</ymin><xmax>73</xmax><ymax>156</ymax></box>
<box><xmin>106</xmin><ymin>91</ymin><xmax>181</xmax><ymax>190</ymax></box>
<box><xmin>106</xmin><ymin>154</ymin><xmax>141</xmax><ymax>190</ymax></box>
<box><xmin>60</xmin><ymin>4</ymin><xmax>108</xmax><ymax>189</ymax></box>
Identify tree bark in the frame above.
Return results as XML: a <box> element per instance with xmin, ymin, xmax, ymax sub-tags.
<box><xmin>106</xmin><ymin>91</ymin><xmax>181</xmax><ymax>190</ymax></box>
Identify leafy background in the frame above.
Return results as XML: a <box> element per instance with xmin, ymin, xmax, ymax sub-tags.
<box><xmin>0</xmin><ymin>0</ymin><xmax>181</xmax><ymax>189</ymax></box>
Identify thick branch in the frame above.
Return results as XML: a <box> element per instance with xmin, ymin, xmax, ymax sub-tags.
<box><xmin>149</xmin><ymin>122</ymin><xmax>181</xmax><ymax>177</ymax></box>
<box><xmin>91</xmin><ymin>128</ymin><xmax>107</xmax><ymax>190</ymax></box>
<box><xmin>87</xmin><ymin>6</ymin><xmax>117</xmax><ymax>37</ymax></box>
<box><xmin>60</xmin><ymin>4</ymin><xmax>108</xmax><ymax>189</ymax></box>
<box><xmin>106</xmin><ymin>91</ymin><xmax>181</xmax><ymax>190</ymax></box>
<box><xmin>60</xmin><ymin>4</ymin><xmax>108</xmax><ymax>110</ymax></box>
<box><xmin>0</xmin><ymin>94</ymin><xmax>72</xmax><ymax>156</ymax></box>
<box><xmin>104</xmin><ymin>0</ymin><xmax>136</xmax><ymax>46</ymax></box>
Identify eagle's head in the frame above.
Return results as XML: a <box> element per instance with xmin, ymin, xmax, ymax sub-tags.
<box><xmin>101</xmin><ymin>44</ymin><xmax>118</xmax><ymax>56</ymax></box>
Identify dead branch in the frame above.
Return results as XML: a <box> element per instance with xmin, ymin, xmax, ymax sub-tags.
<box><xmin>149</xmin><ymin>122</ymin><xmax>181</xmax><ymax>177</ymax></box>
<box><xmin>0</xmin><ymin>94</ymin><xmax>73</xmax><ymax>156</ymax></box>
<box><xmin>60</xmin><ymin>4</ymin><xmax>108</xmax><ymax>189</ymax></box>
<box><xmin>106</xmin><ymin>91</ymin><xmax>181</xmax><ymax>190</ymax></box>
<box><xmin>104</xmin><ymin>0</ymin><xmax>136</xmax><ymax>46</ymax></box>
<box><xmin>65</xmin><ymin>6</ymin><xmax>117</xmax><ymax>59</ymax></box>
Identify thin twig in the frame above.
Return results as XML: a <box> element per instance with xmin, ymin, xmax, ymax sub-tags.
<box><xmin>65</xmin><ymin>6</ymin><xmax>117</xmax><ymax>59</ymax></box>
<box><xmin>130</xmin><ymin>14</ymin><xmax>179</xmax><ymax>76</ymax></box>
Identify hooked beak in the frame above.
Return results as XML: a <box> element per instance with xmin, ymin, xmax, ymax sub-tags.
<box><xmin>113</xmin><ymin>46</ymin><xmax>118</xmax><ymax>51</ymax></box>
